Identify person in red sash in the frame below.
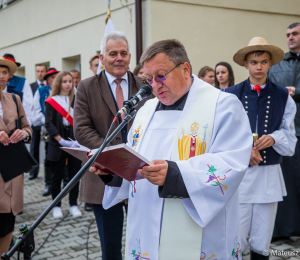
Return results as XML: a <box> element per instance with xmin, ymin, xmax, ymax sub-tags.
<box><xmin>45</xmin><ymin>71</ymin><xmax>82</xmax><ymax>219</ymax></box>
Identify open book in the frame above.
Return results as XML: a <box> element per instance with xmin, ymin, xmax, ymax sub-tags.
<box><xmin>61</xmin><ymin>143</ymin><xmax>152</xmax><ymax>181</ymax></box>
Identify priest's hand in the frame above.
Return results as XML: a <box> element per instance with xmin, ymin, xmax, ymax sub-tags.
<box><xmin>0</xmin><ymin>131</ymin><xmax>10</xmax><ymax>146</ymax></box>
<box><xmin>249</xmin><ymin>147</ymin><xmax>262</xmax><ymax>166</ymax></box>
<box><xmin>254</xmin><ymin>135</ymin><xmax>275</xmax><ymax>151</ymax></box>
<box><xmin>138</xmin><ymin>160</ymin><xmax>168</xmax><ymax>186</ymax></box>
<box><xmin>89</xmin><ymin>166</ymin><xmax>110</xmax><ymax>175</ymax></box>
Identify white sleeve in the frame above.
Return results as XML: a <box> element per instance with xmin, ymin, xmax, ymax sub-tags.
<box><xmin>22</xmin><ymin>80</ymin><xmax>34</xmax><ymax>126</ymax></box>
<box><xmin>32</xmin><ymin>90</ymin><xmax>45</xmax><ymax>127</ymax></box>
<box><xmin>269</xmin><ymin>95</ymin><xmax>297</xmax><ymax>156</ymax></box>
<box><xmin>176</xmin><ymin>93</ymin><xmax>253</xmax><ymax>227</ymax></box>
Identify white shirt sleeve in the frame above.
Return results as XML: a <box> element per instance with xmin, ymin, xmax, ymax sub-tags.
<box><xmin>32</xmin><ymin>90</ymin><xmax>45</xmax><ymax>127</ymax></box>
<box><xmin>22</xmin><ymin>80</ymin><xmax>34</xmax><ymax>126</ymax></box>
<box><xmin>269</xmin><ymin>95</ymin><xmax>297</xmax><ymax>156</ymax></box>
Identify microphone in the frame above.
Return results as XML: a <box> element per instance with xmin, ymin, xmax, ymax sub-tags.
<box><xmin>117</xmin><ymin>83</ymin><xmax>153</xmax><ymax>117</ymax></box>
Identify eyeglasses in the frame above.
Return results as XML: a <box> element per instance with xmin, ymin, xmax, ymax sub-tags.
<box><xmin>147</xmin><ymin>63</ymin><xmax>182</xmax><ymax>85</ymax></box>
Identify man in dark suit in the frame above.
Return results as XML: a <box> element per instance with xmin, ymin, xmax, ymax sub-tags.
<box><xmin>29</xmin><ymin>65</ymin><xmax>47</xmax><ymax>180</ymax></box>
<box><xmin>30</xmin><ymin>65</ymin><xmax>47</xmax><ymax>95</ymax></box>
<box><xmin>74</xmin><ymin>31</ymin><xmax>152</xmax><ymax>260</ymax></box>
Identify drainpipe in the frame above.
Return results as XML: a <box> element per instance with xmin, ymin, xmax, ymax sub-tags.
<box><xmin>135</xmin><ymin>0</ymin><xmax>143</xmax><ymax>64</ymax></box>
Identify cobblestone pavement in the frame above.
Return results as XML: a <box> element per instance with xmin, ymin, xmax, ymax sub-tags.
<box><xmin>7</xmin><ymin>167</ymin><xmax>300</xmax><ymax>259</ymax></box>
<box><xmin>9</xmin><ymin>167</ymin><xmax>126</xmax><ymax>260</ymax></box>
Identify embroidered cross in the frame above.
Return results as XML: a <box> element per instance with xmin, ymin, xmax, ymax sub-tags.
<box><xmin>205</xmin><ymin>165</ymin><xmax>230</xmax><ymax>195</ymax></box>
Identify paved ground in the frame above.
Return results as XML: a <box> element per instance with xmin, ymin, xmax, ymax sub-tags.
<box><xmin>9</xmin><ymin>167</ymin><xmax>126</xmax><ymax>260</ymax></box>
<box><xmin>7</xmin><ymin>165</ymin><xmax>300</xmax><ymax>259</ymax></box>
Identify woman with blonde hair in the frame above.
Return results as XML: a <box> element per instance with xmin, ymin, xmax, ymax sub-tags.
<box><xmin>45</xmin><ymin>71</ymin><xmax>82</xmax><ymax>219</ymax></box>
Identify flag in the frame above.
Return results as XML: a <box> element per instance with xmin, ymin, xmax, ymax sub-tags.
<box><xmin>96</xmin><ymin>18</ymin><xmax>115</xmax><ymax>75</ymax></box>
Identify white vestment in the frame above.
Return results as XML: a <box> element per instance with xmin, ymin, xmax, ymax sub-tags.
<box><xmin>103</xmin><ymin>76</ymin><xmax>253</xmax><ymax>260</ymax></box>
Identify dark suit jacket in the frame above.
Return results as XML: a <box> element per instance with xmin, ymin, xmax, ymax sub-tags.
<box><xmin>74</xmin><ymin>70</ymin><xmax>153</xmax><ymax>204</ymax></box>
<box><xmin>45</xmin><ymin>99</ymin><xmax>76</xmax><ymax>162</ymax></box>
<box><xmin>30</xmin><ymin>81</ymin><xmax>39</xmax><ymax>95</ymax></box>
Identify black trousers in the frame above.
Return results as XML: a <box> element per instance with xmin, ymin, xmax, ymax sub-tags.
<box><xmin>92</xmin><ymin>203</ymin><xmax>126</xmax><ymax>260</ymax></box>
<box><xmin>273</xmin><ymin>136</ymin><xmax>300</xmax><ymax>237</ymax></box>
<box><xmin>51</xmin><ymin>151</ymin><xmax>81</xmax><ymax>207</ymax></box>
<box><xmin>44</xmin><ymin>142</ymin><xmax>52</xmax><ymax>187</ymax></box>
<box><xmin>29</xmin><ymin>128</ymin><xmax>41</xmax><ymax>177</ymax></box>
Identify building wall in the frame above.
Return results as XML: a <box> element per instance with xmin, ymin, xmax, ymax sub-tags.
<box><xmin>146</xmin><ymin>0</ymin><xmax>300</xmax><ymax>83</ymax></box>
<box><xmin>0</xmin><ymin>0</ymin><xmax>136</xmax><ymax>82</ymax></box>
<box><xmin>1</xmin><ymin>0</ymin><xmax>300</xmax><ymax>84</ymax></box>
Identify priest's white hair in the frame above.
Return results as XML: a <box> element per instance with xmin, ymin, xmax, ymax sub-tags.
<box><xmin>100</xmin><ymin>31</ymin><xmax>130</xmax><ymax>56</ymax></box>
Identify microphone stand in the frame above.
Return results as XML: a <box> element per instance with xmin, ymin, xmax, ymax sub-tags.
<box><xmin>1</xmin><ymin>109</ymin><xmax>137</xmax><ymax>260</ymax></box>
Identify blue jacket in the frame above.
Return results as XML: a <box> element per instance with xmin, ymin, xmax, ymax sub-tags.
<box><xmin>38</xmin><ymin>85</ymin><xmax>50</xmax><ymax>115</ymax></box>
<box><xmin>7</xmin><ymin>75</ymin><xmax>26</xmax><ymax>92</ymax></box>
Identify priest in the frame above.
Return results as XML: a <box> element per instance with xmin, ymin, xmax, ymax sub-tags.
<box><xmin>90</xmin><ymin>39</ymin><xmax>253</xmax><ymax>260</ymax></box>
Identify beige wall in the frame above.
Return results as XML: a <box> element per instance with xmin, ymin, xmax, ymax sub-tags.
<box><xmin>0</xmin><ymin>0</ymin><xmax>136</xmax><ymax>83</ymax></box>
<box><xmin>147</xmin><ymin>0</ymin><xmax>300</xmax><ymax>83</ymax></box>
<box><xmin>1</xmin><ymin>0</ymin><xmax>299</xmax><ymax>84</ymax></box>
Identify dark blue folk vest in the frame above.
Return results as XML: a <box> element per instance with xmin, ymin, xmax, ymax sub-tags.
<box><xmin>226</xmin><ymin>78</ymin><xmax>288</xmax><ymax>166</ymax></box>
<box><xmin>7</xmin><ymin>87</ymin><xmax>23</xmax><ymax>102</ymax></box>
<box><xmin>7</xmin><ymin>75</ymin><xmax>25</xmax><ymax>92</ymax></box>
<box><xmin>38</xmin><ymin>85</ymin><xmax>50</xmax><ymax>115</ymax></box>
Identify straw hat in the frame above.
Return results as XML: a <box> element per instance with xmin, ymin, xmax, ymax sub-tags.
<box><xmin>0</xmin><ymin>56</ymin><xmax>18</xmax><ymax>74</ymax></box>
<box><xmin>233</xmin><ymin>37</ymin><xmax>284</xmax><ymax>66</ymax></box>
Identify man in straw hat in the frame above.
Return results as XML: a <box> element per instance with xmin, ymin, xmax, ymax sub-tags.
<box><xmin>227</xmin><ymin>37</ymin><xmax>297</xmax><ymax>259</ymax></box>
<box><xmin>91</xmin><ymin>39</ymin><xmax>253</xmax><ymax>260</ymax></box>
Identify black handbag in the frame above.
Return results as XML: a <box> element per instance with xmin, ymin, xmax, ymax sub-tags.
<box><xmin>0</xmin><ymin>94</ymin><xmax>38</xmax><ymax>182</ymax></box>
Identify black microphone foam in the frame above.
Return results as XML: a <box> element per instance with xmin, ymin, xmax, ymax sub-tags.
<box><xmin>122</xmin><ymin>84</ymin><xmax>153</xmax><ymax>111</ymax></box>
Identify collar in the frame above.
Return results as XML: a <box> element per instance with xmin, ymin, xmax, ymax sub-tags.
<box><xmin>244</xmin><ymin>78</ymin><xmax>272</xmax><ymax>95</ymax></box>
<box><xmin>3</xmin><ymin>86</ymin><xmax>7</xmax><ymax>93</ymax></box>
<box><xmin>156</xmin><ymin>90</ymin><xmax>189</xmax><ymax>111</ymax></box>
<box><xmin>284</xmin><ymin>51</ymin><xmax>300</xmax><ymax>61</ymax></box>
<box><xmin>250</xmin><ymin>83</ymin><xmax>266</xmax><ymax>90</ymax></box>
<box><xmin>37</xmin><ymin>79</ymin><xmax>47</xmax><ymax>86</ymax></box>
<box><xmin>105</xmin><ymin>70</ymin><xmax>128</xmax><ymax>86</ymax></box>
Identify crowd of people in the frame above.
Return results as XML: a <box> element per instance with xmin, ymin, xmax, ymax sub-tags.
<box><xmin>0</xmin><ymin>22</ymin><xmax>300</xmax><ymax>260</ymax></box>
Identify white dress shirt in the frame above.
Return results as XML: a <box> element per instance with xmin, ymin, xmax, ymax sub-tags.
<box><xmin>32</xmin><ymin>88</ymin><xmax>52</xmax><ymax>127</ymax></box>
<box><xmin>105</xmin><ymin>71</ymin><xmax>129</xmax><ymax>102</ymax></box>
<box><xmin>37</xmin><ymin>79</ymin><xmax>47</xmax><ymax>87</ymax></box>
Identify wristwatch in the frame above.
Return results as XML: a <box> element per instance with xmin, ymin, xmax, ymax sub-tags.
<box><xmin>24</xmin><ymin>132</ymin><xmax>30</xmax><ymax>143</ymax></box>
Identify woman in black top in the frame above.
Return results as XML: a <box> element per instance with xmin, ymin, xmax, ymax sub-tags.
<box><xmin>215</xmin><ymin>62</ymin><xmax>235</xmax><ymax>91</ymax></box>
